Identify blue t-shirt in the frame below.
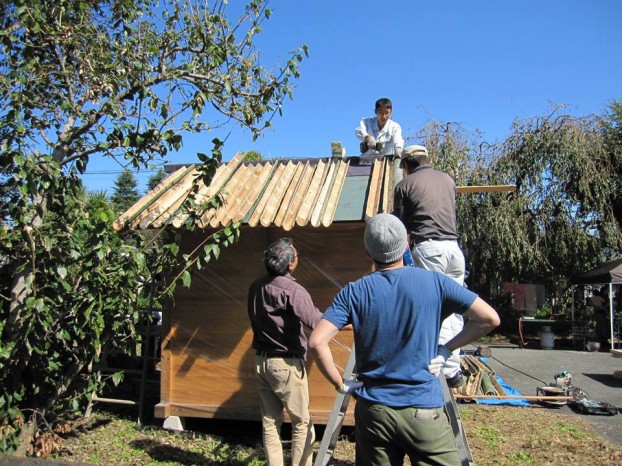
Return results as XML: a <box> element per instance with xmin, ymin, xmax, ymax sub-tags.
<box><xmin>322</xmin><ymin>267</ymin><xmax>477</xmax><ymax>408</ymax></box>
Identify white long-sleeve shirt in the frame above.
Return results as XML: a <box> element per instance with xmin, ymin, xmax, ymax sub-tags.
<box><xmin>355</xmin><ymin>117</ymin><xmax>404</xmax><ymax>156</ymax></box>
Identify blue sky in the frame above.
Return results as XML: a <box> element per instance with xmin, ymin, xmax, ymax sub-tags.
<box><xmin>81</xmin><ymin>0</ymin><xmax>622</xmax><ymax>193</ymax></box>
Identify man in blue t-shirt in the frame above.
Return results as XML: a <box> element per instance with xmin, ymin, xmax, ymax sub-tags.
<box><xmin>309</xmin><ymin>213</ymin><xmax>499</xmax><ymax>466</ymax></box>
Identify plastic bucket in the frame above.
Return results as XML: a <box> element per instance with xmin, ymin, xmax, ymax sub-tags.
<box><xmin>540</xmin><ymin>327</ymin><xmax>555</xmax><ymax>350</ymax></box>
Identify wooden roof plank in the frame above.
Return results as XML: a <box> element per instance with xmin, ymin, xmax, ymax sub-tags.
<box><xmin>133</xmin><ymin>168</ymin><xmax>200</xmax><ymax>230</ymax></box>
<box><xmin>171</xmin><ymin>152</ymin><xmax>247</xmax><ymax>228</ymax></box>
<box><xmin>296</xmin><ymin>159</ymin><xmax>328</xmax><ymax>227</ymax></box>
<box><xmin>149</xmin><ymin>189</ymin><xmax>191</xmax><ymax>229</ymax></box>
<box><xmin>247</xmin><ymin>163</ymin><xmax>288</xmax><ymax>227</ymax></box>
<box><xmin>208</xmin><ymin>164</ymin><xmax>258</xmax><ymax>228</ymax></box>
<box><xmin>457</xmin><ymin>185</ymin><xmax>517</xmax><ymax>193</ymax></box>
<box><xmin>282</xmin><ymin>163</ymin><xmax>315</xmax><ymax>231</ymax></box>
<box><xmin>230</xmin><ymin>162</ymin><xmax>275</xmax><ymax>224</ymax></box>
<box><xmin>321</xmin><ymin>160</ymin><xmax>350</xmax><ymax>227</ymax></box>
<box><xmin>310</xmin><ymin>160</ymin><xmax>339</xmax><ymax>227</ymax></box>
<box><xmin>259</xmin><ymin>161</ymin><xmax>298</xmax><ymax>227</ymax></box>
<box><xmin>273</xmin><ymin>163</ymin><xmax>306</xmax><ymax>228</ymax></box>
<box><xmin>381</xmin><ymin>161</ymin><xmax>395</xmax><ymax>213</ymax></box>
<box><xmin>364</xmin><ymin>158</ymin><xmax>386</xmax><ymax>221</ymax></box>
<box><xmin>113</xmin><ymin>165</ymin><xmax>194</xmax><ymax>231</ymax></box>
<box><xmin>195</xmin><ymin>152</ymin><xmax>247</xmax><ymax>228</ymax></box>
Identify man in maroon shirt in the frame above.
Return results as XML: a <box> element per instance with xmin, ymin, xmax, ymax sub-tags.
<box><xmin>247</xmin><ymin>237</ymin><xmax>323</xmax><ymax>466</ymax></box>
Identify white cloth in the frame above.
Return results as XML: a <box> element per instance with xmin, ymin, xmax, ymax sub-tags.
<box><xmin>411</xmin><ymin>240</ymin><xmax>466</xmax><ymax>378</ymax></box>
<box><xmin>355</xmin><ymin>117</ymin><xmax>404</xmax><ymax>156</ymax></box>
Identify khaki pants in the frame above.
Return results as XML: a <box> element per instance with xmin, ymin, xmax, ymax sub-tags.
<box><xmin>255</xmin><ymin>355</ymin><xmax>315</xmax><ymax>466</ymax></box>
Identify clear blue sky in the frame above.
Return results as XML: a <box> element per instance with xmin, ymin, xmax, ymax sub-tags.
<box><xmin>81</xmin><ymin>0</ymin><xmax>622</xmax><ymax>193</ymax></box>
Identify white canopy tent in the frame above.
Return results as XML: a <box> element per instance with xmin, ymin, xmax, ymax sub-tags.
<box><xmin>570</xmin><ymin>258</ymin><xmax>622</xmax><ymax>350</ymax></box>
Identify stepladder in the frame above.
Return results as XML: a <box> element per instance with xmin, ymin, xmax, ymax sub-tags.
<box><xmin>314</xmin><ymin>345</ymin><xmax>474</xmax><ymax>466</ymax></box>
<box><xmin>440</xmin><ymin>372</ymin><xmax>475</xmax><ymax>466</ymax></box>
<box><xmin>314</xmin><ymin>346</ymin><xmax>358</xmax><ymax>466</ymax></box>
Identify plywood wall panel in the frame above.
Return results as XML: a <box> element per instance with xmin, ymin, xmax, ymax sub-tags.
<box><xmin>159</xmin><ymin>225</ymin><xmax>365</xmax><ymax>425</ymax></box>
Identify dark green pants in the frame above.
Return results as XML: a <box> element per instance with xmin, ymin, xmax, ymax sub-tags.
<box><xmin>354</xmin><ymin>397</ymin><xmax>460</xmax><ymax>466</ymax></box>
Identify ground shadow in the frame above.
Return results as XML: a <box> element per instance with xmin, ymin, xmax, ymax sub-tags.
<box><xmin>582</xmin><ymin>372</ymin><xmax>622</xmax><ymax>388</ymax></box>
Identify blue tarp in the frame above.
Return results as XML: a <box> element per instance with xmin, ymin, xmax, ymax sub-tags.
<box><xmin>472</xmin><ymin>357</ymin><xmax>531</xmax><ymax>406</ymax></box>
<box><xmin>475</xmin><ymin>375</ymin><xmax>531</xmax><ymax>406</ymax></box>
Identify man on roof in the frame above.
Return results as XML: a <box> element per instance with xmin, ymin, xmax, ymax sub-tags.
<box><xmin>355</xmin><ymin>97</ymin><xmax>404</xmax><ymax>159</ymax></box>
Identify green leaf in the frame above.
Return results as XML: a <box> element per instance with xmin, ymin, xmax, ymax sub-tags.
<box><xmin>181</xmin><ymin>270</ymin><xmax>192</xmax><ymax>288</ymax></box>
<box><xmin>112</xmin><ymin>371</ymin><xmax>124</xmax><ymax>387</ymax></box>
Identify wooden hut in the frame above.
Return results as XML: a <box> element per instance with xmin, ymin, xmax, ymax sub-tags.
<box><xmin>113</xmin><ymin>152</ymin><xmax>514</xmax><ymax>427</ymax></box>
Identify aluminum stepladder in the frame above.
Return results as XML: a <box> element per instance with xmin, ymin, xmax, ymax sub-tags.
<box><xmin>314</xmin><ymin>345</ymin><xmax>358</xmax><ymax>466</ymax></box>
<box><xmin>440</xmin><ymin>372</ymin><xmax>475</xmax><ymax>466</ymax></box>
<box><xmin>313</xmin><ymin>344</ymin><xmax>474</xmax><ymax>466</ymax></box>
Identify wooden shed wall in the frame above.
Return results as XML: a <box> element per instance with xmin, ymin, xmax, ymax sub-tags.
<box><xmin>156</xmin><ymin>222</ymin><xmax>370</xmax><ymax>425</ymax></box>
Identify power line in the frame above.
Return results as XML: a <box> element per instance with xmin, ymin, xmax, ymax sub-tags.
<box><xmin>80</xmin><ymin>169</ymin><xmax>160</xmax><ymax>175</ymax></box>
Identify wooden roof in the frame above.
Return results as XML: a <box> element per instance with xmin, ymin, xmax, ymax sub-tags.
<box><xmin>113</xmin><ymin>152</ymin><xmax>516</xmax><ymax>232</ymax></box>
<box><xmin>113</xmin><ymin>152</ymin><xmax>397</xmax><ymax>231</ymax></box>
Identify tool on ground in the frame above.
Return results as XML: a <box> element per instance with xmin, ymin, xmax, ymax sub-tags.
<box><xmin>572</xmin><ymin>396</ymin><xmax>619</xmax><ymax>415</ymax></box>
<box><xmin>570</xmin><ymin>386</ymin><xmax>618</xmax><ymax>416</ymax></box>
<box><xmin>553</xmin><ymin>370</ymin><xmax>572</xmax><ymax>388</ymax></box>
<box><xmin>534</xmin><ymin>372</ymin><xmax>618</xmax><ymax>415</ymax></box>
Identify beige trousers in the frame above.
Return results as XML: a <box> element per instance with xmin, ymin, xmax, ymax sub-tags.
<box><xmin>255</xmin><ymin>355</ymin><xmax>315</xmax><ymax>466</ymax></box>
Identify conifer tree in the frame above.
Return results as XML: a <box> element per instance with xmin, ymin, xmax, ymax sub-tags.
<box><xmin>110</xmin><ymin>170</ymin><xmax>140</xmax><ymax>215</ymax></box>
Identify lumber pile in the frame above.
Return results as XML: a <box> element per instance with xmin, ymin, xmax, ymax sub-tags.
<box><xmin>452</xmin><ymin>355</ymin><xmax>507</xmax><ymax>401</ymax></box>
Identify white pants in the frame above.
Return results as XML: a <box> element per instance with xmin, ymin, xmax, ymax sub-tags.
<box><xmin>412</xmin><ymin>239</ymin><xmax>465</xmax><ymax>286</ymax></box>
<box><xmin>412</xmin><ymin>239</ymin><xmax>465</xmax><ymax>377</ymax></box>
<box><xmin>438</xmin><ymin>313</ymin><xmax>464</xmax><ymax>377</ymax></box>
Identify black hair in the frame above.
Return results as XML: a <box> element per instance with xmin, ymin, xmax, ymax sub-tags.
<box><xmin>400</xmin><ymin>154</ymin><xmax>430</xmax><ymax>171</ymax></box>
<box><xmin>263</xmin><ymin>238</ymin><xmax>296</xmax><ymax>276</ymax></box>
<box><xmin>374</xmin><ymin>98</ymin><xmax>393</xmax><ymax>112</ymax></box>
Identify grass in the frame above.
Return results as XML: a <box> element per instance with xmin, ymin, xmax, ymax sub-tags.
<box><xmin>40</xmin><ymin>402</ymin><xmax>622</xmax><ymax>466</ymax></box>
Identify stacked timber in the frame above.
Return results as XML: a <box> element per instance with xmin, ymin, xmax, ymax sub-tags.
<box><xmin>452</xmin><ymin>355</ymin><xmax>507</xmax><ymax>401</ymax></box>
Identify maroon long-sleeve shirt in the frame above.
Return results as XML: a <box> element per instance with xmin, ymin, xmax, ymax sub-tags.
<box><xmin>247</xmin><ymin>273</ymin><xmax>323</xmax><ymax>360</ymax></box>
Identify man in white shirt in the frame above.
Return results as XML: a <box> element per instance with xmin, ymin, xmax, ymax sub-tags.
<box><xmin>355</xmin><ymin>98</ymin><xmax>404</xmax><ymax>158</ymax></box>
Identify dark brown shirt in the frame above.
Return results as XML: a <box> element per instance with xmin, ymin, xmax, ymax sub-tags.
<box><xmin>247</xmin><ymin>273</ymin><xmax>323</xmax><ymax>360</ymax></box>
<box><xmin>393</xmin><ymin>165</ymin><xmax>459</xmax><ymax>243</ymax></box>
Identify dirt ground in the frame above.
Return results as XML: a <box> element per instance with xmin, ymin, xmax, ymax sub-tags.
<box><xmin>32</xmin><ymin>401</ymin><xmax>621</xmax><ymax>466</ymax></box>
<box><xmin>329</xmin><ymin>404</ymin><xmax>622</xmax><ymax>465</ymax></box>
<box><xmin>19</xmin><ymin>337</ymin><xmax>622</xmax><ymax>465</ymax></box>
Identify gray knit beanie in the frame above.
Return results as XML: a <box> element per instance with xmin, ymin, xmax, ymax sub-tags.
<box><xmin>364</xmin><ymin>213</ymin><xmax>408</xmax><ymax>263</ymax></box>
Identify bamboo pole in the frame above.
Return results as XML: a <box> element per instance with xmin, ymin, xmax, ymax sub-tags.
<box><xmin>454</xmin><ymin>394</ymin><xmax>574</xmax><ymax>400</ymax></box>
<box><xmin>92</xmin><ymin>396</ymin><xmax>138</xmax><ymax>406</ymax></box>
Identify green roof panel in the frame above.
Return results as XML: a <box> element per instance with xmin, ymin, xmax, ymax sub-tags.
<box><xmin>334</xmin><ymin>175</ymin><xmax>369</xmax><ymax>221</ymax></box>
